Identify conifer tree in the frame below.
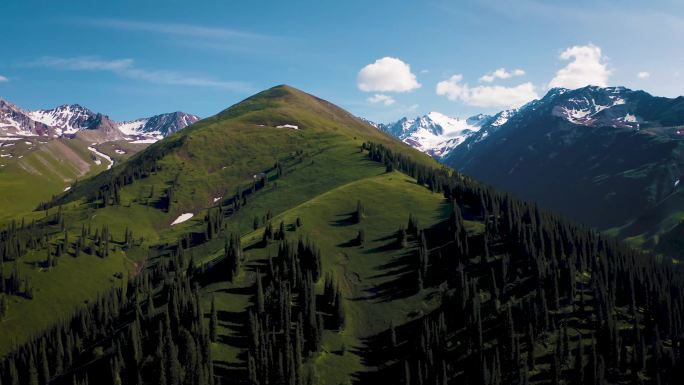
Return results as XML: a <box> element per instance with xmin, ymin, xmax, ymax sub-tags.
<box><xmin>210</xmin><ymin>294</ymin><xmax>218</xmax><ymax>343</ymax></box>
<box><xmin>354</xmin><ymin>200</ymin><xmax>365</xmax><ymax>224</ymax></box>
<box><xmin>397</xmin><ymin>226</ymin><xmax>408</xmax><ymax>248</ymax></box>
<box><xmin>356</xmin><ymin>229</ymin><xmax>365</xmax><ymax>246</ymax></box>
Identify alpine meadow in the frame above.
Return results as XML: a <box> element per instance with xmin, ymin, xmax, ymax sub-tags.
<box><xmin>2</xmin><ymin>2</ymin><xmax>684</xmax><ymax>385</ymax></box>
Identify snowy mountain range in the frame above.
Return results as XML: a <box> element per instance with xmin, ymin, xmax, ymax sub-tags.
<box><xmin>372</xmin><ymin>86</ymin><xmax>678</xmax><ymax>160</ymax></box>
<box><xmin>371</xmin><ymin>109</ymin><xmax>515</xmax><ymax>159</ymax></box>
<box><xmin>0</xmin><ymin>98</ymin><xmax>199</xmax><ymax>143</ymax></box>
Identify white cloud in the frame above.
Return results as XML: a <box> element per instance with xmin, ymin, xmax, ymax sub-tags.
<box><xmin>367</xmin><ymin>94</ymin><xmax>396</xmax><ymax>106</ymax></box>
<box><xmin>479</xmin><ymin>68</ymin><xmax>525</xmax><ymax>83</ymax></box>
<box><xmin>357</xmin><ymin>57</ymin><xmax>421</xmax><ymax>92</ymax></box>
<box><xmin>0</xmin><ymin>75</ymin><xmax>8</xmax><ymax>83</ymax></box>
<box><xmin>637</xmin><ymin>71</ymin><xmax>650</xmax><ymax>79</ymax></box>
<box><xmin>436</xmin><ymin>74</ymin><xmax>468</xmax><ymax>100</ymax></box>
<box><xmin>28</xmin><ymin>56</ymin><xmax>250</xmax><ymax>91</ymax></box>
<box><xmin>436</xmin><ymin>74</ymin><xmax>538</xmax><ymax>108</ymax></box>
<box><xmin>32</xmin><ymin>57</ymin><xmax>134</xmax><ymax>72</ymax></box>
<box><xmin>548</xmin><ymin>44</ymin><xmax>611</xmax><ymax>89</ymax></box>
<box><xmin>87</xmin><ymin>19</ymin><xmax>266</xmax><ymax>40</ymax></box>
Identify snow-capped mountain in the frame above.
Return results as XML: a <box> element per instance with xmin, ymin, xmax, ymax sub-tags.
<box><xmin>29</xmin><ymin>104</ymin><xmax>106</xmax><ymax>135</ymax></box>
<box><xmin>443</xmin><ymin>85</ymin><xmax>684</xmax><ymax>233</ymax></box>
<box><xmin>375</xmin><ymin>112</ymin><xmax>488</xmax><ymax>158</ymax></box>
<box><xmin>0</xmin><ymin>97</ymin><xmax>199</xmax><ymax>143</ymax></box>
<box><xmin>118</xmin><ymin>112</ymin><xmax>200</xmax><ymax>139</ymax></box>
<box><xmin>0</xmin><ymin>99</ymin><xmax>54</xmax><ymax>137</ymax></box>
<box><xmin>546</xmin><ymin>86</ymin><xmax>645</xmax><ymax>129</ymax></box>
<box><xmin>373</xmin><ymin>86</ymin><xmax>675</xmax><ymax>160</ymax></box>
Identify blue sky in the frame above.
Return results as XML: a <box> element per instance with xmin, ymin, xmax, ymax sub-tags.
<box><xmin>1</xmin><ymin>0</ymin><xmax>683</xmax><ymax>122</ymax></box>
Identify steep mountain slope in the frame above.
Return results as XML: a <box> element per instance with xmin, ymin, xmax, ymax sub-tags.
<box><xmin>0</xmin><ymin>99</ymin><xmax>54</xmax><ymax>137</ymax></box>
<box><xmin>0</xmin><ymin>137</ymin><xmax>114</xmax><ymax>220</ymax></box>
<box><xmin>2</xmin><ymin>85</ymin><xmax>684</xmax><ymax>385</ymax></box>
<box><xmin>444</xmin><ymin>86</ymin><xmax>684</xmax><ymax>243</ymax></box>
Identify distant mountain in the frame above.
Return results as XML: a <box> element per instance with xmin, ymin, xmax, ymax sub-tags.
<box><xmin>118</xmin><ymin>111</ymin><xmax>200</xmax><ymax>140</ymax></box>
<box><xmin>371</xmin><ymin>86</ymin><xmax>684</xmax><ymax>253</ymax></box>
<box><xmin>0</xmin><ymin>99</ymin><xmax>54</xmax><ymax>137</ymax></box>
<box><xmin>372</xmin><ymin>109</ymin><xmax>521</xmax><ymax>159</ymax></box>
<box><xmin>372</xmin><ymin>112</ymin><xmax>484</xmax><ymax>158</ymax></box>
<box><xmin>443</xmin><ymin>85</ymin><xmax>684</xmax><ymax>245</ymax></box>
<box><xmin>0</xmin><ymin>98</ymin><xmax>199</xmax><ymax>143</ymax></box>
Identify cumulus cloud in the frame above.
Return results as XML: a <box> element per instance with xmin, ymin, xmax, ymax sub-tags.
<box><xmin>357</xmin><ymin>57</ymin><xmax>421</xmax><ymax>92</ymax></box>
<box><xmin>548</xmin><ymin>44</ymin><xmax>611</xmax><ymax>89</ymax></box>
<box><xmin>27</xmin><ymin>56</ymin><xmax>250</xmax><ymax>91</ymax></box>
<box><xmin>436</xmin><ymin>74</ymin><xmax>538</xmax><ymax>108</ymax></box>
<box><xmin>0</xmin><ymin>75</ymin><xmax>8</xmax><ymax>83</ymax></box>
<box><xmin>367</xmin><ymin>94</ymin><xmax>396</xmax><ymax>106</ymax></box>
<box><xmin>479</xmin><ymin>68</ymin><xmax>525</xmax><ymax>83</ymax></box>
<box><xmin>637</xmin><ymin>71</ymin><xmax>650</xmax><ymax>79</ymax></box>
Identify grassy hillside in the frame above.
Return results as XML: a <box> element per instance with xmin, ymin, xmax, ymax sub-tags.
<box><xmin>202</xmin><ymin>171</ymin><xmax>454</xmax><ymax>384</ymax></box>
<box><xmin>0</xmin><ymin>85</ymin><xmax>439</xmax><ymax>356</ymax></box>
<box><xmin>0</xmin><ymin>136</ymin><xmax>154</xmax><ymax>221</ymax></box>
<box><xmin>0</xmin><ymin>138</ymin><xmax>103</xmax><ymax>220</ymax></box>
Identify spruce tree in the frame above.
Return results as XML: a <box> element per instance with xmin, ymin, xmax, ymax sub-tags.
<box><xmin>397</xmin><ymin>227</ymin><xmax>408</xmax><ymax>248</ymax></box>
<box><xmin>356</xmin><ymin>229</ymin><xmax>365</xmax><ymax>246</ymax></box>
<box><xmin>354</xmin><ymin>200</ymin><xmax>364</xmax><ymax>224</ymax></box>
<box><xmin>28</xmin><ymin>354</ymin><xmax>39</xmax><ymax>385</ymax></box>
<box><xmin>210</xmin><ymin>294</ymin><xmax>218</xmax><ymax>342</ymax></box>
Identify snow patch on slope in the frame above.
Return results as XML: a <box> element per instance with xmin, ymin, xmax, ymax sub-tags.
<box><xmin>171</xmin><ymin>213</ymin><xmax>194</xmax><ymax>225</ymax></box>
<box><xmin>87</xmin><ymin>146</ymin><xmax>114</xmax><ymax>170</ymax></box>
<box><xmin>276</xmin><ymin>124</ymin><xmax>299</xmax><ymax>130</ymax></box>
<box><xmin>117</xmin><ymin>119</ymin><xmax>148</xmax><ymax>135</ymax></box>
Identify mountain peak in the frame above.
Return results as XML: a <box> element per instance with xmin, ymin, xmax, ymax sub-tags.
<box><xmin>215</xmin><ymin>84</ymin><xmax>373</xmax><ymax>137</ymax></box>
<box><xmin>118</xmin><ymin>111</ymin><xmax>200</xmax><ymax>138</ymax></box>
<box><xmin>375</xmin><ymin>111</ymin><xmax>484</xmax><ymax>158</ymax></box>
<box><xmin>544</xmin><ymin>87</ymin><xmax>570</xmax><ymax>98</ymax></box>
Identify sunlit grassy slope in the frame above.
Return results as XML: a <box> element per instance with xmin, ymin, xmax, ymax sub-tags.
<box><xmin>0</xmin><ymin>137</ymin><xmax>110</xmax><ymax>220</ymax></box>
<box><xmin>0</xmin><ymin>85</ymin><xmax>441</xmax><ymax>357</ymax></box>
<box><xmin>201</xmin><ymin>171</ymin><xmax>464</xmax><ymax>384</ymax></box>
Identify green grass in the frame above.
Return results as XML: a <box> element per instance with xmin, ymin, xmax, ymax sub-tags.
<box><xmin>202</xmin><ymin>171</ymin><xmax>451</xmax><ymax>384</ymax></box>
<box><xmin>0</xmin><ymin>246</ymin><xmax>132</xmax><ymax>355</ymax></box>
<box><xmin>0</xmin><ymin>138</ymin><xmax>111</xmax><ymax>221</ymax></box>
